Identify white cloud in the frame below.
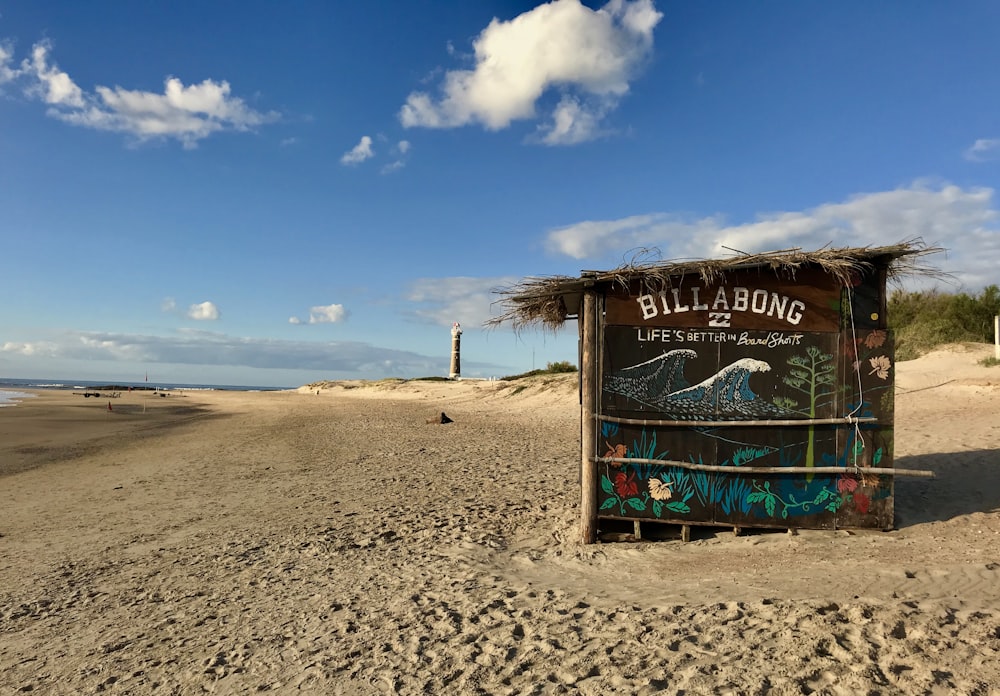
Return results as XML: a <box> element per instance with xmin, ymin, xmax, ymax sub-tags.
<box><xmin>964</xmin><ymin>138</ymin><xmax>1000</xmax><ymax>162</ymax></box>
<box><xmin>380</xmin><ymin>140</ymin><xmax>411</xmax><ymax>173</ymax></box>
<box><xmin>341</xmin><ymin>135</ymin><xmax>374</xmax><ymax>165</ymax></box>
<box><xmin>544</xmin><ymin>182</ymin><xmax>1000</xmax><ymax>290</ymax></box>
<box><xmin>308</xmin><ymin>304</ymin><xmax>347</xmax><ymax>324</ymax></box>
<box><xmin>2</xmin><ymin>340</ymin><xmax>57</xmax><ymax>357</ymax></box>
<box><xmin>408</xmin><ymin>276</ymin><xmax>519</xmax><ymax>326</ymax></box>
<box><xmin>289</xmin><ymin>303</ymin><xmax>349</xmax><ymax>325</ymax></box>
<box><xmin>2</xmin><ymin>329</ymin><xmax>443</xmax><ymax>375</ymax></box>
<box><xmin>7</xmin><ymin>40</ymin><xmax>277</xmax><ymax>147</ymax></box>
<box><xmin>0</xmin><ymin>41</ymin><xmax>20</xmax><ymax>85</ymax></box>
<box><xmin>537</xmin><ymin>94</ymin><xmax>609</xmax><ymax>145</ymax></box>
<box><xmin>399</xmin><ymin>0</ymin><xmax>662</xmax><ymax>145</ymax></box>
<box><xmin>161</xmin><ymin>297</ymin><xmax>177</xmax><ymax>312</ymax></box>
<box><xmin>21</xmin><ymin>40</ymin><xmax>85</xmax><ymax>107</ymax></box>
<box><xmin>187</xmin><ymin>301</ymin><xmax>220</xmax><ymax>321</ymax></box>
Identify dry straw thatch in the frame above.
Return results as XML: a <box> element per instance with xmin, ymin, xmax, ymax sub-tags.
<box><xmin>488</xmin><ymin>239</ymin><xmax>944</xmax><ymax>331</ymax></box>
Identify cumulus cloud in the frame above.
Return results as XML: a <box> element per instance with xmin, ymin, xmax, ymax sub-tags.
<box><xmin>187</xmin><ymin>301</ymin><xmax>220</xmax><ymax>321</ymax></box>
<box><xmin>290</xmin><ymin>303</ymin><xmax>348</xmax><ymax>325</ymax></box>
<box><xmin>1</xmin><ymin>41</ymin><xmax>20</xmax><ymax>85</ymax></box>
<box><xmin>341</xmin><ymin>135</ymin><xmax>374</xmax><ymax>165</ymax></box>
<box><xmin>21</xmin><ymin>40</ymin><xmax>84</xmax><ymax>107</ymax></box>
<box><xmin>544</xmin><ymin>182</ymin><xmax>1000</xmax><ymax>290</ymax></box>
<box><xmin>407</xmin><ymin>276</ymin><xmax>519</xmax><ymax>327</ymax></box>
<box><xmin>399</xmin><ymin>0</ymin><xmax>662</xmax><ymax>145</ymax></box>
<box><xmin>964</xmin><ymin>138</ymin><xmax>1000</xmax><ymax>162</ymax></box>
<box><xmin>2</xmin><ymin>329</ymin><xmax>443</xmax><ymax>375</ymax></box>
<box><xmin>6</xmin><ymin>40</ymin><xmax>277</xmax><ymax>147</ymax></box>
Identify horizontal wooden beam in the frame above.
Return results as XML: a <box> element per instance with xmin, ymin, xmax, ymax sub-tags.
<box><xmin>594</xmin><ymin>456</ymin><xmax>935</xmax><ymax>478</ymax></box>
<box><xmin>596</xmin><ymin>414</ymin><xmax>878</xmax><ymax>428</ymax></box>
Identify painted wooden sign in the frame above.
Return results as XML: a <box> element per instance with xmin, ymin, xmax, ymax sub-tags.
<box><xmin>596</xmin><ymin>268</ymin><xmax>894</xmax><ymax>531</ymax></box>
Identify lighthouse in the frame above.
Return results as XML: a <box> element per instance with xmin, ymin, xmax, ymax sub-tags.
<box><xmin>449</xmin><ymin>322</ymin><xmax>462</xmax><ymax>379</ymax></box>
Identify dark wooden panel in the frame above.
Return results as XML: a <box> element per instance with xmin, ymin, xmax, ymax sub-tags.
<box><xmin>595</xmin><ymin>423</ymin><xmax>716</xmax><ymax>523</ymax></box>
<box><xmin>593</xmin><ymin>270</ymin><xmax>895</xmax><ymax>532</ymax></box>
<box><xmin>602</xmin><ymin>327</ymin><xmax>842</xmax><ymax>422</ymax></box>
<box><xmin>595</xmin><ymin>421</ymin><xmax>857</xmax><ymax>529</ymax></box>
<box><xmin>604</xmin><ymin>268</ymin><xmax>843</xmax><ymax>332</ymax></box>
<box><xmin>835</xmin><ymin>330</ymin><xmax>895</xmax><ymax>530</ymax></box>
<box><xmin>716</xmin><ymin>424</ymin><xmax>842</xmax><ymax>528</ymax></box>
<box><xmin>846</xmin><ymin>267</ymin><xmax>887</xmax><ymax>331</ymax></box>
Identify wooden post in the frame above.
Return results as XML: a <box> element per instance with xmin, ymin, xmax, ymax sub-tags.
<box><xmin>580</xmin><ymin>289</ymin><xmax>599</xmax><ymax>544</ymax></box>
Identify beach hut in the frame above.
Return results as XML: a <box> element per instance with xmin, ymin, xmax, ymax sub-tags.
<box><xmin>491</xmin><ymin>242</ymin><xmax>941</xmax><ymax>543</ymax></box>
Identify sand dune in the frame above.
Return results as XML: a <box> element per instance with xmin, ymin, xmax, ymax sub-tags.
<box><xmin>1</xmin><ymin>345</ymin><xmax>999</xmax><ymax>694</ymax></box>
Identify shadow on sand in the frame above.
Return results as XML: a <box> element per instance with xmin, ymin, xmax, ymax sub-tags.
<box><xmin>895</xmin><ymin>448</ymin><xmax>1000</xmax><ymax>527</ymax></box>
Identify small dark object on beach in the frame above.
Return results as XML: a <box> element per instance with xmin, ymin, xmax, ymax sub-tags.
<box><xmin>426</xmin><ymin>412</ymin><xmax>454</xmax><ymax>425</ymax></box>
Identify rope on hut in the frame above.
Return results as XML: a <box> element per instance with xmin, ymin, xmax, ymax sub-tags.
<box><xmin>594</xmin><ymin>457</ymin><xmax>936</xmax><ymax>478</ymax></box>
<box><xmin>596</xmin><ymin>414</ymin><xmax>877</xmax><ymax>428</ymax></box>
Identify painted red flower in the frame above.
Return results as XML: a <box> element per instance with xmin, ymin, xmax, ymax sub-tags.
<box><xmin>837</xmin><ymin>476</ymin><xmax>859</xmax><ymax>494</ymax></box>
<box><xmin>613</xmin><ymin>471</ymin><xmax>639</xmax><ymax>498</ymax></box>
<box><xmin>854</xmin><ymin>492</ymin><xmax>871</xmax><ymax>514</ymax></box>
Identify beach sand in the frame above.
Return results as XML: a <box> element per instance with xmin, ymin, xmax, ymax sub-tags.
<box><xmin>1</xmin><ymin>345</ymin><xmax>999</xmax><ymax>695</ymax></box>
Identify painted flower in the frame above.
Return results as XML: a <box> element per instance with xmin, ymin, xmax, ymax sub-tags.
<box><xmin>837</xmin><ymin>476</ymin><xmax>859</xmax><ymax>494</ymax></box>
<box><xmin>864</xmin><ymin>330</ymin><xmax>887</xmax><ymax>349</ymax></box>
<box><xmin>613</xmin><ymin>471</ymin><xmax>639</xmax><ymax>498</ymax></box>
<box><xmin>869</xmin><ymin>355</ymin><xmax>891</xmax><ymax>380</ymax></box>
<box><xmin>648</xmin><ymin>477</ymin><xmax>674</xmax><ymax>501</ymax></box>
<box><xmin>854</xmin><ymin>492</ymin><xmax>871</xmax><ymax>514</ymax></box>
<box><xmin>605</xmin><ymin>442</ymin><xmax>628</xmax><ymax>469</ymax></box>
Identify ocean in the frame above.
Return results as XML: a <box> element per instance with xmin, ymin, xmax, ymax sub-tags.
<box><xmin>0</xmin><ymin>377</ymin><xmax>289</xmax><ymax>407</ymax></box>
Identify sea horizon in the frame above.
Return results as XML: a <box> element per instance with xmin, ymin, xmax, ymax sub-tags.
<box><xmin>0</xmin><ymin>377</ymin><xmax>292</xmax><ymax>398</ymax></box>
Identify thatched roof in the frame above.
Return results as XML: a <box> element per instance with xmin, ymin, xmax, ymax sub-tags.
<box><xmin>488</xmin><ymin>239</ymin><xmax>944</xmax><ymax>330</ymax></box>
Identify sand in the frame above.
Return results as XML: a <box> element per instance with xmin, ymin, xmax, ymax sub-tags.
<box><xmin>1</xmin><ymin>345</ymin><xmax>999</xmax><ymax>695</ymax></box>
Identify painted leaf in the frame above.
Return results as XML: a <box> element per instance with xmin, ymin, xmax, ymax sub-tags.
<box><xmin>626</xmin><ymin>497</ymin><xmax>647</xmax><ymax>512</ymax></box>
<box><xmin>665</xmin><ymin>501</ymin><xmax>690</xmax><ymax>514</ymax></box>
<box><xmin>600</xmin><ymin>476</ymin><xmax>615</xmax><ymax>495</ymax></box>
<box><xmin>652</xmin><ymin>500</ymin><xmax>663</xmax><ymax>517</ymax></box>
<box><xmin>873</xmin><ymin>447</ymin><xmax>883</xmax><ymax>466</ymax></box>
<box><xmin>764</xmin><ymin>495</ymin><xmax>776</xmax><ymax>517</ymax></box>
<box><xmin>599</xmin><ymin>498</ymin><xmax>617</xmax><ymax>511</ymax></box>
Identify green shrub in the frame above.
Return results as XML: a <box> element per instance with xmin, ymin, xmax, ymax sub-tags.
<box><xmin>889</xmin><ymin>285</ymin><xmax>1000</xmax><ymax>360</ymax></box>
<box><xmin>502</xmin><ymin>360</ymin><xmax>579</xmax><ymax>381</ymax></box>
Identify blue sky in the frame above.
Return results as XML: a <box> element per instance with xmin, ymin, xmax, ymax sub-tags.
<box><xmin>1</xmin><ymin>1</ymin><xmax>999</xmax><ymax>387</ymax></box>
